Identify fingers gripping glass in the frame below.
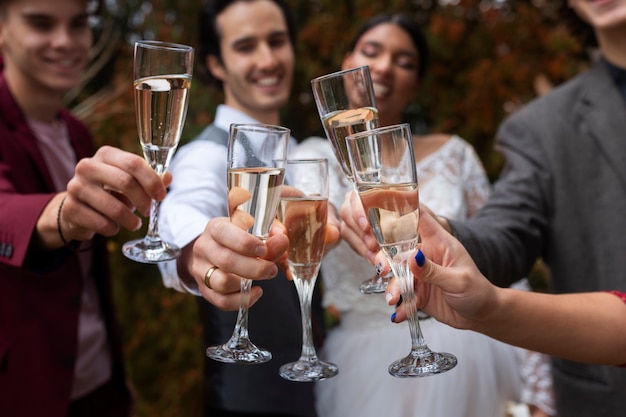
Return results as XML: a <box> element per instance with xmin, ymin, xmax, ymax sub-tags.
<box><xmin>346</xmin><ymin>123</ymin><xmax>457</xmax><ymax>377</ymax></box>
<box><xmin>122</xmin><ymin>40</ymin><xmax>194</xmax><ymax>263</ymax></box>
<box><xmin>206</xmin><ymin>123</ymin><xmax>290</xmax><ymax>364</ymax></box>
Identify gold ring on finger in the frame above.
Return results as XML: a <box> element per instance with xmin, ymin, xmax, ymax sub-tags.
<box><xmin>204</xmin><ymin>266</ymin><xmax>219</xmax><ymax>290</ymax></box>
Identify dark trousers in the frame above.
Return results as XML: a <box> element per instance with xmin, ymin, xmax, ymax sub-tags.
<box><xmin>67</xmin><ymin>377</ymin><xmax>132</xmax><ymax>417</ymax></box>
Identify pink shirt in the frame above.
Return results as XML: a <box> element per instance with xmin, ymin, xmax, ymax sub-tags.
<box><xmin>29</xmin><ymin>118</ymin><xmax>112</xmax><ymax>399</ymax></box>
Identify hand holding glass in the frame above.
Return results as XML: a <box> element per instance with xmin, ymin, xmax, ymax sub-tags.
<box><xmin>278</xmin><ymin>159</ymin><xmax>339</xmax><ymax>381</ymax></box>
<box><xmin>311</xmin><ymin>65</ymin><xmax>387</xmax><ymax>293</ymax></box>
<box><xmin>122</xmin><ymin>40</ymin><xmax>193</xmax><ymax>263</ymax></box>
<box><xmin>346</xmin><ymin>123</ymin><xmax>457</xmax><ymax>377</ymax></box>
<box><xmin>206</xmin><ymin>123</ymin><xmax>290</xmax><ymax>364</ymax></box>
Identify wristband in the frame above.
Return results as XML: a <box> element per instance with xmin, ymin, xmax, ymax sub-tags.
<box><xmin>57</xmin><ymin>196</ymin><xmax>71</xmax><ymax>246</ymax></box>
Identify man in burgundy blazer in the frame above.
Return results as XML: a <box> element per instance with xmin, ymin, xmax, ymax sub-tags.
<box><xmin>0</xmin><ymin>1</ymin><xmax>169</xmax><ymax>416</ymax></box>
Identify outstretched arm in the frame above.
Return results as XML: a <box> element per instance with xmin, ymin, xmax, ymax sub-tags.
<box><xmin>383</xmin><ymin>211</ymin><xmax>626</xmax><ymax>366</ymax></box>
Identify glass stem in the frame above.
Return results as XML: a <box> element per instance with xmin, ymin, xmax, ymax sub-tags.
<box><xmin>295</xmin><ymin>276</ymin><xmax>318</xmax><ymax>362</ymax></box>
<box><xmin>146</xmin><ymin>198</ymin><xmax>162</xmax><ymax>241</ymax></box>
<box><xmin>146</xmin><ymin>165</ymin><xmax>167</xmax><ymax>242</ymax></box>
<box><xmin>391</xmin><ymin>256</ymin><xmax>430</xmax><ymax>355</ymax></box>
<box><xmin>230</xmin><ymin>278</ymin><xmax>252</xmax><ymax>344</ymax></box>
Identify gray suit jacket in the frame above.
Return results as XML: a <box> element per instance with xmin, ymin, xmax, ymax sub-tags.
<box><xmin>450</xmin><ymin>59</ymin><xmax>626</xmax><ymax>416</ymax></box>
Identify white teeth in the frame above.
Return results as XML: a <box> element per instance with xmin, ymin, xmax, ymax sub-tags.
<box><xmin>258</xmin><ymin>77</ymin><xmax>279</xmax><ymax>86</ymax></box>
<box><xmin>373</xmin><ymin>82</ymin><xmax>389</xmax><ymax>96</ymax></box>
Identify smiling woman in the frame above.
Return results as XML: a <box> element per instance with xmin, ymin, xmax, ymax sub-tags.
<box><xmin>293</xmin><ymin>12</ymin><xmax>532</xmax><ymax>417</ymax></box>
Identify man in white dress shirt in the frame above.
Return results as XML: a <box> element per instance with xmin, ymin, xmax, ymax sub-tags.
<box><xmin>158</xmin><ymin>1</ymin><xmax>323</xmax><ymax>416</ymax></box>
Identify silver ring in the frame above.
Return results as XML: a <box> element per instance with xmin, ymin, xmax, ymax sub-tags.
<box><xmin>204</xmin><ymin>266</ymin><xmax>219</xmax><ymax>290</ymax></box>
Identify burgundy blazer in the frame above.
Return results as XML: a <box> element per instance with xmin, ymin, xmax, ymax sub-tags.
<box><xmin>0</xmin><ymin>73</ymin><xmax>127</xmax><ymax>416</ymax></box>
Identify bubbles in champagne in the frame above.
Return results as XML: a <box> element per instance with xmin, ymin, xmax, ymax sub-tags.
<box><xmin>134</xmin><ymin>75</ymin><xmax>191</xmax><ymax>150</ymax></box>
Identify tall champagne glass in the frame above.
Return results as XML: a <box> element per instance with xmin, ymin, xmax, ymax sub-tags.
<box><xmin>278</xmin><ymin>159</ymin><xmax>339</xmax><ymax>382</ymax></box>
<box><xmin>311</xmin><ymin>65</ymin><xmax>387</xmax><ymax>293</ymax></box>
<box><xmin>206</xmin><ymin>123</ymin><xmax>290</xmax><ymax>364</ymax></box>
<box><xmin>122</xmin><ymin>40</ymin><xmax>193</xmax><ymax>263</ymax></box>
<box><xmin>346</xmin><ymin>123</ymin><xmax>457</xmax><ymax>377</ymax></box>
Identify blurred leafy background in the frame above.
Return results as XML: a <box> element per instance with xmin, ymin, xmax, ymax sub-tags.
<box><xmin>69</xmin><ymin>0</ymin><xmax>589</xmax><ymax>415</ymax></box>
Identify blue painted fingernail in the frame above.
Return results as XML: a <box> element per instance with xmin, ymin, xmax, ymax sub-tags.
<box><xmin>375</xmin><ymin>262</ymin><xmax>383</xmax><ymax>276</ymax></box>
<box><xmin>415</xmin><ymin>249</ymin><xmax>425</xmax><ymax>267</ymax></box>
<box><xmin>390</xmin><ymin>312</ymin><xmax>396</xmax><ymax>323</ymax></box>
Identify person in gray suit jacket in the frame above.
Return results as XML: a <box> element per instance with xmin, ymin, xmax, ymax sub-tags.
<box><xmin>338</xmin><ymin>1</ymin><xmax>626</xmax><ymax>416</ymax></box>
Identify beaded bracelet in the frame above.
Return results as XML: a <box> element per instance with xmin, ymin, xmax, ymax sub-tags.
<box><xmin>57</xmin><ymin>196</ymin><xmax>71</xmax><ymax>246</ymax></box>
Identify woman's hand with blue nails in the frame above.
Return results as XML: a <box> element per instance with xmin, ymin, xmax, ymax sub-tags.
<box><xmin>386</xmin><ymin>210</ymin><xmax>500</xmax><ymax>330</ymax></box>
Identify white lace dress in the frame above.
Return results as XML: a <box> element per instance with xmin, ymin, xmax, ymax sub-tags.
<box><xmin>294</xmin><ymin>136</ymin><xmax>524</xmax><ymax>417</ymax></box>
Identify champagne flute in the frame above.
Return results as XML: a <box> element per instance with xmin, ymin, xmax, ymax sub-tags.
<box><xmin>311</xmin><ymin>65</ymin><xmax>388</xmax><ymax>293</ymax></box>
<box><xmin>278</xmin><ymin>158</ymin><xmax>339</xmax><ymax>382</ymax></box>
<box><xmin>346</xmin><ymin>123</ymin><xmax>457</xmax><ymax>377</ymax></box>
<box><xmin>206</xmin><ymin>123</ymin><xmax>290</xmax><ymax>364</ymax></box>
<box><xmin>122</xmin><ymin>40</ymin><xmax>194</xmax><ymax>263</ymax></box>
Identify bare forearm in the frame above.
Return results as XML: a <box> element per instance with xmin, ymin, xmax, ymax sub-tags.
<box><xmin>476</xmin><ymin>289</ymin><xmax>626</xmax><ymax>365</ymax></box>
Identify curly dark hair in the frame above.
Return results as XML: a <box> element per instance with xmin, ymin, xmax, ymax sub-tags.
<box><xmin>197</xmin><ymin>0</ymin><xmax>297</xmax><ymax>88</ymax></box>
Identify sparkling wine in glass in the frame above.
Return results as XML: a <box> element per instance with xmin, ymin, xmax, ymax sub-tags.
<box><xmin>278</xmin><ymin>158</ymin><xmax>339</xmax><ymax>382</ymax></box>
<box><xmin>346</xmin><ymin>123</ymin><xmax>457</xmax><ymax>377</ymax></box>
<box><xmin>312</xmin><ymin>66</ymin><xmax>379</xmax><ymax>183</ymax></box>
<box><xmin>206</xmin><ymin>123</ymin><xmax>290</xmax><ymax>364</ymax></box>
<box><xmin>122</xmin><ymin>40</ymin><xmax>193</xmax><ymax>263</ymax></box>
<box><xmin>312</xmin><ymin>65</ymin><xmax>388</xmax><ymax>294</ymax></box>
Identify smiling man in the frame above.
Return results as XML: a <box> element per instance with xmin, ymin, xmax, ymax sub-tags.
<box><xmin>157</xmin><ymin>1</ymin><xmax>320</xmax><ymax>417</ymax></box>
<box><xmin>0</xmin><ymin>0</ymin><xmax>172</xmax><ymax>416</ymax></box>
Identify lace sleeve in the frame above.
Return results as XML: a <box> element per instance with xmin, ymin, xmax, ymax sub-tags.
<box><xmin>457</xmin><ymin>137</ymin><xmax>492</xmax><ymax>218</ymax></box>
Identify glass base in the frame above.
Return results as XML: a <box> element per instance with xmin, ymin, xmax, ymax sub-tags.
<box><xmin>279</xmin><ymin>359</ymin><xmax>338</xmax><ymax>382</ymax></box>
<box><xmin>359</xmin><ymin>273</ymin><xmax>392</xmax><ymax>294</ymax></box>
<box><xmin>122</xmin><ymin>238</ymin><xmax>181</xmax><ymax>264</ymax></box>
<box><xmin>388</xmin><ymin>350</ymin><xmax>457</xmax><ymax>378</ymax></box>
<box><xmin>206</xmin><ymin>339</ymin><xmax>272</xmax><ymax>364</ymax></box>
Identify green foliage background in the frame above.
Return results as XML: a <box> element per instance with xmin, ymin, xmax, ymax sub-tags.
<box><xmin>69</xmin><ymin>1</ymin><xmax>589</xmax><ymax>415</ymax></box>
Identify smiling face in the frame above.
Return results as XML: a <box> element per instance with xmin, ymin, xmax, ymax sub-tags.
<box><xmin>342</xmin><ymin>22</ymin><xmax>420</xmax><ymax>127</ymax></box>
<box><xmin>208</xmin><ymin>0</ymin><xmax>294</xmax><ymax>124</ymax></box>
<box><xmin>0</xmin><ymin>0</ymin><xmax>91</xmax><ymax>100</ymax></box>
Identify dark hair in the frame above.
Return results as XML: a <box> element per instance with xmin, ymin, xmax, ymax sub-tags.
<box><xmin>557</xmin><ymin>3</ymin><xmax>597</xmax><ymax>48</ymax></box>
<box><xmin>346</xmin><ymin>13</ymin><xmax>429</xmax><ymax>81</ymax></box>
<box><xmin>198</xmin><ymin>0</ymin><xmax>297</xmax><ymax>87</ymax></box>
